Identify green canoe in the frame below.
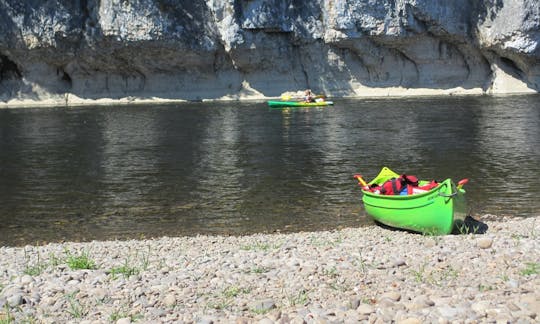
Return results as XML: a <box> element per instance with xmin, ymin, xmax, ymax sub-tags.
<box><xmin>359</xmin><ymin>167</ymin><xmax>468</xmax><ymax>235</ymax></box>
<box><xmin>267</xmin><ymin>100</ymin><xmax>334</xmax><ymax>108</ymax></box>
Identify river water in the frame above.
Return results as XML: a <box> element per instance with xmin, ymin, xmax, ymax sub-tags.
<box><xmin>1</xmin><ymin>95</ymin><xmax>539</xmax><ymax>246</ymax></box>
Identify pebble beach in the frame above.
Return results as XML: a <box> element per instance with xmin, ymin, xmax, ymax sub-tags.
<box><xmin>1</xmin><ymin>216</ymin><xmax>538</xmax><ymax>323</ymax></box>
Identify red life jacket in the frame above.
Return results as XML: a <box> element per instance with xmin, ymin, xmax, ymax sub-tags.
<box><xmin>374</xmin><ymin>174</ymin><xmax>419</xmax><ymax>195</ymax></box>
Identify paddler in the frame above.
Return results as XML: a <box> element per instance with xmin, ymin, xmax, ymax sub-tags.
<box><xmin>304</xmin><ymin>89</ymin><xmax>315</xmax><ymax>102</ymax></box>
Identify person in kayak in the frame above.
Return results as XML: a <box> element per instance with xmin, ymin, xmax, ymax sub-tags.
<box><xmin>304</xmin><ymin>89</ymin><xmax>315</xmax><ymax>102</ymax></box>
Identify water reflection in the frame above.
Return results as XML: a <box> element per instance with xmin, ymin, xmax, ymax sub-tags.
<box><xmin>474</xmin><ymin>96</ymin><xmax>540</xmax><ymax>215</ymax></box>
<box><xmin>0</xmin><ymin>95</ymin><xmax>539</xmax><ymax>245</ymax></box>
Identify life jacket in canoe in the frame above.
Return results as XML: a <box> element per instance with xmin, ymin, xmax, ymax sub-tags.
<box><xmin>371</xmin><ymin>175</ymin><xmax>439</xmax><ymax>195</ymax></box>
<box><xmin>373</xmin><ymin>174</ymin><xmax>418</xmax><ymax>195</ymax></box>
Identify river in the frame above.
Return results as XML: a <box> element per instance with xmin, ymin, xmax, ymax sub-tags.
<box><xmin>1</xmin><ymin>95</ymin><xmax>539</xmax><ymax>246</ymax></box>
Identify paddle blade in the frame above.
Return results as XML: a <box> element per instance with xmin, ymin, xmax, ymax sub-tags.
<box><xmin>457</xmin><ymin>178</ymin><xmax>469</xmax><ymax>190</ymax></box>
<box><xmin>353</xmin><ymin>174</ymin><xmax>369</xmax><ymax>189</ymax></box>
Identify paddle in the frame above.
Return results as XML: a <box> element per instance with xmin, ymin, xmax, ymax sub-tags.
<box><xmin>353</xmin><ymin>174</ymin><xmax>370</xmax><ymax>191</ymax></box>
<box><xmin>457</xmin><ymin>179</ymin><xmax>469</xmax><ymax>190</ymax></box>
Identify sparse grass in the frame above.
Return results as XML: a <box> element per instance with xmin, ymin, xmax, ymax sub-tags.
<box><xmin>109</xmin><ymin>308</ymin><xmax>127</xmax><ymax>322</ymax></box>
<box><xmin>510</xmin><ymin>233</ymin><xmax>523</xmax><ymax>246</ymax></box>
<box><xmin>322</xmin><ymin>266</ymin><xmax>338</xmax><ymax>278</ymax></box>
<box><xmin>23</xmin><ymin>263</ymin><xmax>45</xmax><ymax>276</ymax></box>
<box><xmin>355</xmin><ymin>250</ymin><xmax>370</xmax><ymax>275</ymax></box>
<box><xmin>65</xmin><ymin>250</ymin><xmax>96</xmax><ymax>270</ymax></box>
<box><xmin>310</xmin><ymin>234</ymin><xmax>343</xmax><ymax>247</ymax></box>
<box><xmin>520</xmin><ymin>262</ymin><xmax>540</xmax><ymax>276</ymax></box>
<box><xmin>207</xmin><ymin>299</ymin><xmax>231</xmax><ymax>310</ymax></box>
<box><xmin>139</xmin><ymin>246</ymin><xmax>151</xmax><ymax>271</ymax></box>
<box><xmin>109</xmin><ymin>259</ymin><xmax>140</xmax><ymax>279</ymax></box>
<box><xmin>223</xmin><ymin>286</ymin><xmax>250</xmax><ymax>298</ymax></box>
<box><xmin>250</xmin><ymin>307</ymin><xmax>271</xmax><ymax>315</ymax></box>
<box><xmin>410</xmin><ymin>263</ymin><xmax>459</xmax><ymax>286</ymax></box>
<box><xmin>207</xmin><ymin>286</ymin><xmax>251</xmax><ymax>311</ymax></box>
<box><xmin>439</xmin><ymin>266</ymin><xmax>459</xmax><ymax>283</ymax></box>
<box><xmin>361</xmin><ymin>297</ymin><xmax>376</xmax><ymax>304</ymax></box>
<box><xmin>478</xmin><ymin>283</ymin><xmax>494</xmax><ymax>292</ymax></box>
<box><xmin>16</xmin><ymin>313</ymin><xmax>38</xmax><ymax>324</ymax></box>
<box><xmin>49</xmin><ymin>253</ymin><xmax>62</xmax><ymax>268</ymax></box>
<box><xmin>109</xmin><ymin>306</ymin><xmax>142</xmax><ymax>322</ymax></box>
<box><xmin>287</xmin><ymin>289</ymin><xmax>308</xmax><ymax>307</ymax></box>
<box><xmin>65</xmin><ymin>293</ymin><xmax>86</xmax><ymax>318</ymax></box>
<box><xmin>411</xmin><ymin>263</ymin><xmax>427</xmax><ymax>283</ymax></box>
<box><xmin>240</xmin><ymin>242</ymin><xmax>276</xmax><ymax>252</ymax></box>
<box><xmin>329</xmin><ymin>280</ymin><xmax>350</xmax><ymax>292</ymax></box>
<box><xmin>530</xmin><ymin>218</ymin><xmax>538</xmax><ymax>240</ymax></box>
<box><xmin>423</xmin><ymin>229</ymin><xmax>443</xmax><ymax>244</ymax></box>
<box><xmin>109</xmin><ymin>250</ymin><xmax>153</xmax><ymax>279</ymax></box>
<box><xmin>250</xmin><ymin>266</ymin><xmax>269</xmax><ymax>274</ymax></box>
<box><xmin>0</xmin><ymin>304</ymin><xmax>14</xmax><ymax>324</ymax></box>
<box><xmin>23</xmin><ymin>249</ymin><xmax>46</xmax><ymax>276</ymax></box>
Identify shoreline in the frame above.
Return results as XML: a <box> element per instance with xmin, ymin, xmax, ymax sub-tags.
<box><xmin>1</xmin><ymin>216</ymin><xmax>538</xmax><ymax>323</ymax></box>
<box><xmin>1</xmin><ymin>87</ymin><xmax>538</xmax><ymax>109</ymax></box>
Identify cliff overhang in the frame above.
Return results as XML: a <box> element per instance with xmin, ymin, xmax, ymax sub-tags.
<box><xmin>1</xmin><ymin>0</ymin><xmax>538</xmax><ymax>107</ymax></box>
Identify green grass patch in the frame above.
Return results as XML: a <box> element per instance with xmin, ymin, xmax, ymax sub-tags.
<box><xmin>109</xmin><ymin>260</ymin><xmax>140</xmax><ymax>279</ymax></box>
<box><xmin>207</xmin><ymin>285</ymin><xmax>251</xmax><ymax>311</ymax></box>
<box><xmin>65</xmin><ymin>250</ymin><xmax>96</xmax><ymax>270</ymax></box>
<box><xmin>520</xmin><ymin>262</ymin><xmax>540</xmax><ymax>276</ymax></box>
<box><xmin>223</xmin><ymin>286</ymin><xmax>250</xmax><ymax>298</ymax></box>
<box><xmin>250</xmin><ymin>266</ymin><xmax>269</xmax><ymax>274</ymax></box>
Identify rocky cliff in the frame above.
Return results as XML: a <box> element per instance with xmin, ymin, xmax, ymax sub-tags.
<box><xmin>0</xmin><ymin>0</ymin><xmax>538</xmax><ymax>106</ymax></box>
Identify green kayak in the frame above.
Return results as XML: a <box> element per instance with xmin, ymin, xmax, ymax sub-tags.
<box><xmin>357</xmin><ymin>167</ymin><xmax>468</xmax><ymax>235</ymax></box>
<box><xmin>267</xmin><ymin>100</ymin><xmax>334</xmax><ymax>108</ymax></box>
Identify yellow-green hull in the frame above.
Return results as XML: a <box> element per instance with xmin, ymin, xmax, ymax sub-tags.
<box><xmin>267</xmin><ymin>100</ymin><xmax>333</xmax><ymax>107</ymax></box>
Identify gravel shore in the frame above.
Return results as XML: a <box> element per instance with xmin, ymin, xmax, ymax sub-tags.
<box><xmin>1</xmin><ymin>216</ymin><xmax>538</xmax><ymax>323</ymax></box>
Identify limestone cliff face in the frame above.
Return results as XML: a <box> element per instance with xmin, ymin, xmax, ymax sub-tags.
<box><xmin>0</xmin><ymin>0</ymin><xmax>538</xmax><ymax>105</ymax></box>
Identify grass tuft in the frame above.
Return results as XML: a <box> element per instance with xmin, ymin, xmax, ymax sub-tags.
<box><xmin>23</xmin><ymin>249</ymin><xmax>46</xmax><ymax>276</ymax></box>
<box><xmin>520</xmin><ymin>262</ymin><xmax>539</xmax><ymax>276</ymax></box>
<box><xmin>287</xmin><ymin>289</ymin><xmax>308</xmax><ymax>307</ymax></box>
<box><xmin>65</xmin><ymin>292</ymin><xmax>86</xmax><ymax>318</ymax></box>
<box><xmin>0</xmin><ymin>304</ymin><xmax>14</xmax><ymax>324</ymax></box>
<box><xmin>109</xmin><ymin>263</ymin><xmax>139</xmax><ymax>279</ymax></box>
<box><xmin>65</xmin><ymin>250</ymin><xmax>97</xmax><ymax>270</ymax></box>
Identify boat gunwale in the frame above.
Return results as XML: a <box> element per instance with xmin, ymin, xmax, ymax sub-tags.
<box><xmin>361</xmin><ymin>179</ymin><xmax>452</xmax><ymax>200</ymax></box>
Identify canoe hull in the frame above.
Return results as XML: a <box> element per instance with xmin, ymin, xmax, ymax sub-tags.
<box><xmin>361</xmin><ymin>167</ymin><xmax>467</xmax><ymax>235</ymax></box>
<box><xmin>267</xmin><ymin>100</ymin><xmax>334</xmax><ymax>107</ymax></box>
